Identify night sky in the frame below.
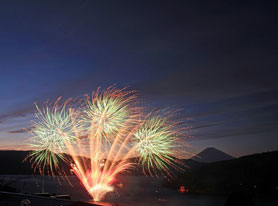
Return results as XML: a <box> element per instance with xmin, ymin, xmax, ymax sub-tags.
<box><xmin>0</xmin><ymin>1</ymin><xmax>277</xmax><ymax>157</ymax></box>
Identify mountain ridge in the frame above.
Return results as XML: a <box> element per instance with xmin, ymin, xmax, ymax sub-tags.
<box><xmin>191</xmin><ymin>147</ymin><xmax>234</xmax><ymax>163</ymax></box>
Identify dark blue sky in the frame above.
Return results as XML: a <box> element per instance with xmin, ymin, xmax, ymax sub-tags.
<box><xmin>0</xmin><ymin>0</ymin><xmax>277</xmax><ymax>157</ymax></box>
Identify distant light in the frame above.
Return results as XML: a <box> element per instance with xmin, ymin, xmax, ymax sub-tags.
<box><xmin>179</xmin><ymin>186</ymin><xmax>188</xmax><ymax>193</ymax></box>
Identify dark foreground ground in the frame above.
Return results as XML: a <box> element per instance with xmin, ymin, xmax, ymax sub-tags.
<box><xmin>0</xmin><ymin>191</ymin><xmax>100</xmax><ymax>206</ymax></box>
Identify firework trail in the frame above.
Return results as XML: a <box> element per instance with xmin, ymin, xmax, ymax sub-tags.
<box><xmin>26</xmin><ymin>87</ymin><xmax>187</xmax><ymax>201</ymax></box>
<box><xmin>65</xmin><ymin>87</ymin><xmax>142</xmax><ymax>201</ymax></box>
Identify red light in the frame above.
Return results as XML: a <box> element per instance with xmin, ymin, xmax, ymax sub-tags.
<box><xmin>179</xmin><ymin>186</ymin><xmax>188</xmax><ymax>193</ymax></box>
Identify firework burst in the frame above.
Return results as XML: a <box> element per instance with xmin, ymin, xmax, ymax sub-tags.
<box><xmin>81</xmin><ymin>87</ymin><xmax>138</xmax><ymax>141</ymax></box>
<box><xmin>26</xmin><ymin>97</ymin><xmax>80</xmax><ymax>175</ymax></box>
<box><xmin>134</xmin><ymin>111</ymin><xmax>183</xmax><ymax>177</ymax></box>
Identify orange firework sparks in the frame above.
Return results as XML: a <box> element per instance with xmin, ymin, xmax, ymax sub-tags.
<box><xmin>63</xmin><ymin>115</ymin><xmax>141</xmax><ymax>201</ymax></box>
<box><xmin>62</xmin><ymin>87</ymin><xmax>141</xmax><ymax>201</ymax></box>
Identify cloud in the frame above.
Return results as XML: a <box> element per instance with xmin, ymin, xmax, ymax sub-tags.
<box><xmin>0</xmin><ymin>106</ymin><xmax>34</xmax><ymax>123</ymax></box>
<box><xmin>183</xmin><ymin>98</ymin><xmax>278</xmax><ymax>142</ymax></box>
<box><xmin>8</xmin><ymin>127</ymin><xmax>33</xmax><ymax>134</ymax></box>
<box><xmin>136</xmin><ymin>59</ymin><xmax>278</xmax><ymax>105</ymax></box>
<box><xmin>0</xmin><ymin>144</ymin><xmax>30</xmax><ymax>151</ymax></box>
<box><xmin>186</xmin><ymin>90</ymin><xmax>278</xmax><ymax>119</ymax></box>
<box><xmin>190</xmin><ymin>123</ymin><xmax>218</xmax><ymax>130</ymax></box>
<box><xmin>191</xmin><ymin>122</ymin><xmax>277</xmax><ymax>141</ymax></box>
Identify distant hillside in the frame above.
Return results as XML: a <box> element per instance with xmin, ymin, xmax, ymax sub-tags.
<box><xmin>0</xmin><ymin>150</ymin><xmax>71</xmax><ymax>175</ymax></box>
<box><xmin>0</xmin><ymin>151</ymin><xmax>33</xmax><ymax>175</ymax></box>
<box><xmin>0</xmin><ymin>151</ymin><xmax>204</xmax><ymax>176</ymax></box>
<box><xmin>166</xmin><ymin>151</ymin><xmax>278</xmax><ymax>196</ymax></box>
<box><xmin>191</xmin><ymin>147</ymin><xmax>234</xmax><ymax>163</ymax></box>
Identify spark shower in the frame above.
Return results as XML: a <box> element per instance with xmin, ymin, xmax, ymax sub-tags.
<box><xmin>25</xmin><ymin>87</ymin><xmax>187</xmax><ymax>201</ymax></box>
